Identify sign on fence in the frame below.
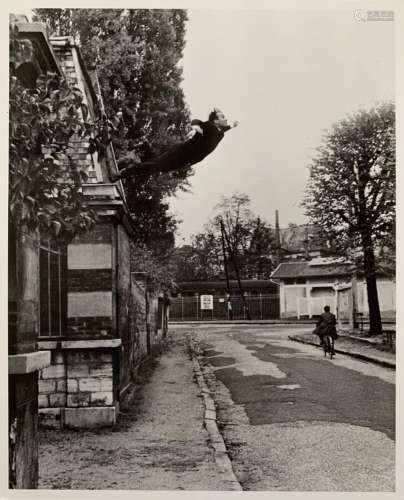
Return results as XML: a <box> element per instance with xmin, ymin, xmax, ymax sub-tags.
<box><xmin>200</xmin><ymin>294</ymin><xmax>214</xmax><ymax>310</ymax></box>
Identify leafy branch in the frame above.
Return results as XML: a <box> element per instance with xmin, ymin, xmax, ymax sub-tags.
<box><xmin>9</xmin><ymin>23</ymin><xmax>104</xmax><ymax>239</ymax></box>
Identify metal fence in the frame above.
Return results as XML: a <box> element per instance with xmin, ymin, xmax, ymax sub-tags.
<box><xmin>169</xmin><ymin>294</ymin><xmax>280</xmax><ymax>321</ymax></box>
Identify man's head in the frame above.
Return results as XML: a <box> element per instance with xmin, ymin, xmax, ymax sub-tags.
<box><xmin>324</xmin><ymin>305</ymin><xmax>330</xmax><ymax>313</ymax></box>
<box><xmin>209</xmin><ymin>107</ymin><xmax>228</xmax><ymax>128</ymax></box>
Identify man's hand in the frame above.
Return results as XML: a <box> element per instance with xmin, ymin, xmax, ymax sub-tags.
<box><xmin>232</xmin><ymin>121</ymin><xmax>239</xmax><ymax>128</ymax></box>
<box><xmin>192</xmin><ymin>124</ymin><xmax>203</xmax><ymax>135</ymax></box>
<box><xmin>186</xmin><ymin>124</ymin><xmax>203</xmax><ymax>140</ymax></box>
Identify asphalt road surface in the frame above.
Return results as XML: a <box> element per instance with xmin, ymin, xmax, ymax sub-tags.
<box><xmin>185</xmin><ymin>323</ymin><xmax>395</xmax><ymax>492</ymax></box>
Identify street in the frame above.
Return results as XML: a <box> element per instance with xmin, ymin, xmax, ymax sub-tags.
<box><xmin>181</xmin><ymin>323</ymin><xmax>395</xmax><ymax>491</ymax></box>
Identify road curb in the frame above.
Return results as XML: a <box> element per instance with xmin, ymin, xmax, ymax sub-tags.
<box><xmin>288</xmin><ymin>335</ymin><xmax>396</xmax><ymax>370</ymax></box>
<box><xmin>186</xmin><ymin>335</ymin><xmax>243</xmax><ymax>491</ymax></box>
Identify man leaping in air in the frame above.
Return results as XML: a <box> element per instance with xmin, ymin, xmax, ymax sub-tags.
<box><xmin>110</xmin><ymin>108</ymin><xmax>239</xmax><ymax>181</ymax></box>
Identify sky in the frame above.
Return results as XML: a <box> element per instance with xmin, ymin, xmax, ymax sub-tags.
<box><xmin>168</xmin><ymin>8</ymin><xmax>395</xmax><ymax>244</ymax></box>
<box><xmin>4</xmin><ymin>2</ymin><xmax>396</xmax><ymax>245</ymax></box>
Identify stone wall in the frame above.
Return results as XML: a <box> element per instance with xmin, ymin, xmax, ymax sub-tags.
<box><xmin>38</xmin><ymin>351</ymin><xmax>66</xmax><ymax>411</ymax></box>
<box><xmin>38</xmin><ymin>346</ymin><xmax>116</xmax><ymax>428</ymax></box>
<box><xmin>36</xmin><ymin>39</ymin><xmax>120</xmax><ymax>428</ymax></box>
<box><xmin>117</xmin><ymin>226</ymin><xmax>133</xmax><ymax>394</ymax></box>
<box><xmin>36</xmin><ymin>35</ymin><xmax>168</xmax><ymax>428</ymax></box>
<box><xmin>130</xmin><ymin>278</ymin><xmax>149</xmax><ymax>368</ymax></box>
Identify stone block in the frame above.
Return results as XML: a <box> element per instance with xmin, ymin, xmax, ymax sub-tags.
<box><xmin>67</xmin><ymin>351</ymin><xmax>91</xmax><ymax>364</ymax></box>
<box><xmin>68</xmin><ymin>363</ymin><xmax>89</xmax><ymax>377</ymax></box>
<box><xmin>99</xmin><ymin>353</ymin><xmax>112</xmax><ymax>363</ymax></box>
<box><xmin>51</xmin><ymin>351</ymin><xmax>64</xmax><ymax>364</ymax></box>
<box><xmin>205</xmin><ymin>409</ymin><xmax>216</xmax><ymax>421</ymax></box>
<box><xmin>67</xmin><ymin>379</ymin><xmax>79</xmax><ymax>393</ymax></box>
<box><xmin>38</xmin><ymin>379</ymin><xmax>56</xmax><ymax>394</ymax></box>
<box><xmin>79</xmin><ymin>378</ymin><xmax>101</xmax><ymax>392</ymax></box>
<box><xmin>41</xmin><ymin>364</ymin><xmax>65</xmax><ymax>379</ymax></box>
<box><xmin>100</xmin><ymin>378</ymin><xmax>113</xmax><ymax>392</ymax></box>
<box><xmin>49</xmin><ymin>393</ymin><xmax>67</xmax><ymax>407</ymax></box>
<box><xmin>39</xmin><ymin>408</ymin><xmax>63</xmax><ymax>429</ymax></box>
<box><xmin>67</xmin><ymin>393</ymin><xmax>90</xmax><ymax>407</ymax></box>
<box><xmin>38</xmin><ymin>395</ymin><xmax>49</xmax><ymax>408</ymax></box>
<box><xmin>57</xmin><ymin>380</ymin><xmax>66</xmax><ymax>392</ymax></box>
<box><xmin>64</xmin><ymin>406</ymin><xmax>116</xmax><ymax>428</ymax></box>
<box><xmin>89</xmin><ymin>364</ymin><xmax>113</xmax><ymax>377</ymax></box>
<box><xmin>90</xmin><ymin>391</ymin><xmax>113</xmax><ymax>406</ymax></box>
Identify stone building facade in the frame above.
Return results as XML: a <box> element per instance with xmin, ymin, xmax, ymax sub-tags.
<box><xmin>34</xmin><ymin>33</ymin><xmax>169</xmax><ymax>429</ymax></box>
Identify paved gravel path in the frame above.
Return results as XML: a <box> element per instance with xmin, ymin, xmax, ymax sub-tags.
<box><xmin>38</xmin><ymin>336</ymin><xmax>227</xmax><ymax>490</ymax></box>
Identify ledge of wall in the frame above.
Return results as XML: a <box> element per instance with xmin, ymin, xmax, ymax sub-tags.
<box><xmin>38</xmin><ymin>339</ymin><xmax>121</xmax><ymax>350</ymax></box>
<box><xmin>9</xmin><ymin>351</ymin><xmax>51</xmax><ymax>374</ymax></box>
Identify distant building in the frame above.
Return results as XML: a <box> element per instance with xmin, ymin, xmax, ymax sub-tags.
<box><xmin>278</xmin><ymin>224</ymin><xmax>325</xmax><ymax>261</ymax></box>
<box><xmin>271</xmin><ymin>257</ymin><xmax>395</xmax><ymax>319</ymax></box>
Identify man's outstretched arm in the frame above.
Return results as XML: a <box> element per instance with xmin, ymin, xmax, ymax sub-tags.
<box><xmin>222</xmin><ymin>121</ymin><xmax>239</xmax><ymax>132</ymax></box>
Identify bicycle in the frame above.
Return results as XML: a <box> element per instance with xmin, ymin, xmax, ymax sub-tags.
<box><xmin>323</xmin><ymin>334</ymin><xmax>335</xmax><ymax>359</ymax></box>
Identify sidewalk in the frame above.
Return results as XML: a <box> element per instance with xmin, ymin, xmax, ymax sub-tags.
<box><xmin>38</xmin><ymin>335</ymin><xmax>240</xmax><ymax>491</ymax></box>
<box><xmin>289</xmin><ymin>332</ymin><xmax>396</xmax><ymax>369</ymax></box>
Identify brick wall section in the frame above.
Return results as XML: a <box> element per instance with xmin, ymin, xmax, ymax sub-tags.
<box><xmin>52</xmin><ymin>43</ymin><xmax>98</xmax><ymax>183</ymax></box>
<box><xmin>66</xmin><ymin>350</ymin><xmax>114</xmax><ymax>407</ymax></box>
<box><xmin>68</xmin><ymin>269</ymin><xmax>112</xmax><ymax>292</ymax></box>
<box><xmin>38</xmin><ymin>351</ymin><xmax>66</xmax><ymax>409</ymax></box>
<box><xmin>67</xmin><ymin>224</ymin><xmax>113</xmax><ymax>338</ymax></box>
<box><xmin>38</xmin><ymin>348</ymin><xmax>115</xmax><ymax>425</ymax></box>
<box><xmin>130</xmin><ymin>279</ymin><xmax>148</xmax><ymax>368</ymax></box>
<box><xmin>67</xmin><ymin>316</ymin><xmax>112</xmax><ymax>337</ymax></box>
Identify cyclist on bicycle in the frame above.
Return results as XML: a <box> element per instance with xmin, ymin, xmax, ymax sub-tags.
<box><xmin>315</xmin><ymin>305</ymin><xmax>338</xmax><ymax>352</ymax></box>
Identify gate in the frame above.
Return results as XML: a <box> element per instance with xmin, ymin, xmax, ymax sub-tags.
<box><xmin>169</xmin><ymin>294</ymin><xmax>279</xmax><ymax>321</ymax></box>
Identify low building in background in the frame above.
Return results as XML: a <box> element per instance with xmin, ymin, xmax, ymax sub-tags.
<box><xmin>271</xmin><ymin>257</ymin><xmax>395</xmax><ymax>321</ymax></box>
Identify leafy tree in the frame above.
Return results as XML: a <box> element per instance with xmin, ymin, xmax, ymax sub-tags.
<box><xmin>172</xmin><ymin>193</ymin><xmax>276</xmax><ymax>281</ymax></box>
<box><xmin>9</xmin><ymin>22</ymin><xmax>97</xmax><ymax>240</ymax></box>
<box><xmin>302</xmin><ymin>102</ymin><xmax>395</xmax><ymax>334</ymax></box>
<box><xmin>244</xmin><ymin>217</ymin><xmax>274</xmax><ymax>278</ymax></box>
<box><xmin>33</xmin><ymin>8</ymin><xmax>192</xmax><ymax>249</ymax></box>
